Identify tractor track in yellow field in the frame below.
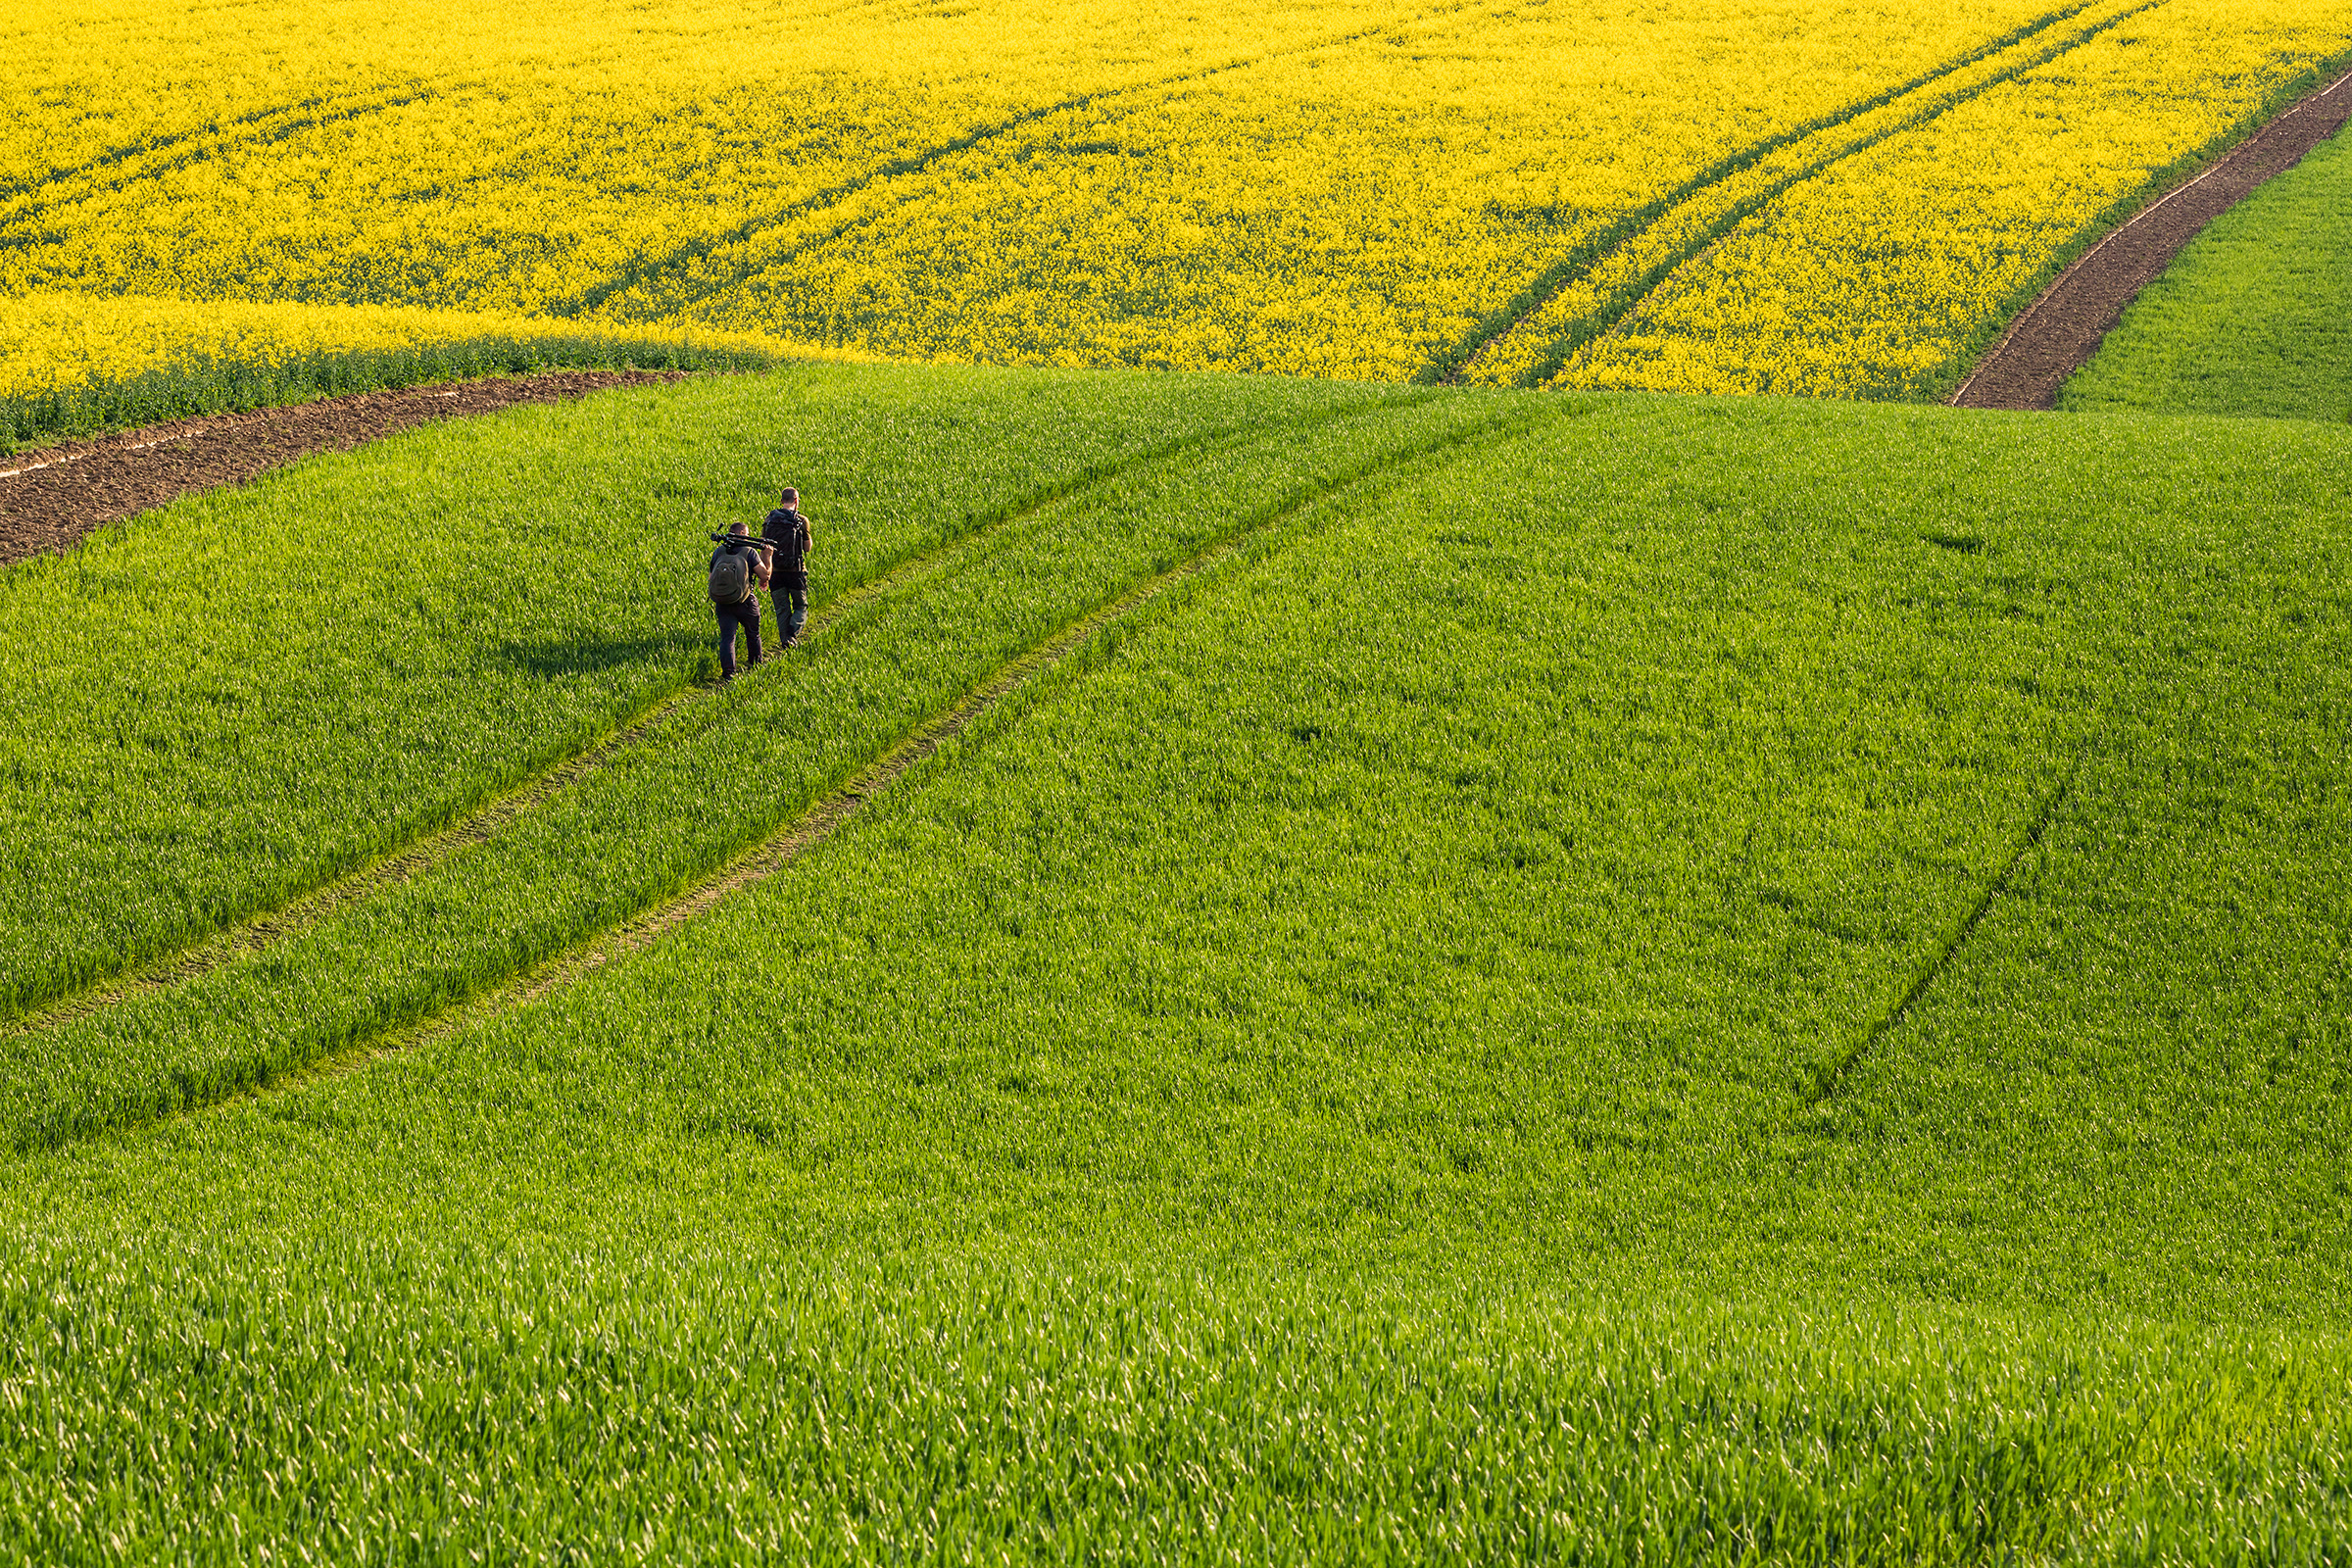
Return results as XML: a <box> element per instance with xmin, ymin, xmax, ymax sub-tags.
<box><xmin>1431</xmin><ymin>0</ymin><xmax>2167</xmax><ymax>387</ymax></box>
<box><xmin>556</xmin><ymin>0</ymin><xmax>1523</xmax><ymax>323</ymax></box>
<box><xmin>0</xmin><ymin>84</ymin><xmax>443</xmax><ymax>220</ymax></box>
<box><xmin>1</xmin><ymin>4</ymin><xmax>932</xmax><ymax>219</ymax></box>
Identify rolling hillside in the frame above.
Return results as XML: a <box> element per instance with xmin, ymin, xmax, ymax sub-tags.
<box><xmin>3</xmin><ymin>0</ymin><xmax>2347</xmax><ymax>425</ymax></box>
<box><xmin>2</xmin><ymin>367</ymin><xmax>2347</xmax><ymax>1558</ymax></box>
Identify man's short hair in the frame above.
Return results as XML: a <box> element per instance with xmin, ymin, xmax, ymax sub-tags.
<box><xmin>780</xmin><ymin>487</ymin><xmax>799</xmax><ymax>504</ymax></box>
<box><xmin>728</xmin><ymin>520</ymin><xmax>750</xmax><ymax>534</ymax></box>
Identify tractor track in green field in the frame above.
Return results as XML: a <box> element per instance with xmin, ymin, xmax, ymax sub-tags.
<box><xmin>199</xmin><ymin>405</ymin><xmax>1550</xmax><ymax>1126</ymax></box>
<box><xmin>1806</xmin><ymin>764</ymin><xmax>2079</xmax><ymax>1104</ymax></box>
<box><xmin>0</xmin><ymin>391</ymin><xmax>1414</xmax><ymax>1049</ymax></box>
<box><xmin>1430</xmin><ymin>0</ymin><xmax>2166</xmax><ymax>387</ymax></box>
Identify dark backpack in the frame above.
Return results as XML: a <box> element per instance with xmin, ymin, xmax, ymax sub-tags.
<box><xmin>708</xmin><ymin>544</ymin><xmax>753</xmax><ymax>605</ymax></box>
<box><xmin>764</xmin><ymin>509</ymin><xmax>808</xmax><ymax>575</ymax></box>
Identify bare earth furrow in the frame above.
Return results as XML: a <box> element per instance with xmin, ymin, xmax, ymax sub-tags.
<box><xmin>0</xmin><ymin>370</ymin><xmax>688</xmax><ymax>565</ymax></box>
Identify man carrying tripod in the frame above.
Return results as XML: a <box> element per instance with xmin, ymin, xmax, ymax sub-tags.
<box><xmin>707</xmin><ymin>521</ymin><xmax>771</xmax><ymax>681</ymax></box>
<box><xmin>762</xmin><ymin>486</ymin><xmax>816</xmax><ymax>647</ymax></box>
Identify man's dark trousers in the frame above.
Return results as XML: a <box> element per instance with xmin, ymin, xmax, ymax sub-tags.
<box><xmin>774</xmin><ymin>574</ymin><xmax>808</xmax><ymax>644</ymax></box>
<box><xmin>716</xmin><ymin>598</ymin><xmax>762</xmax><ymax>677</ymax></box>
<box><xmin>763</xmin><ymin>505</ymin><xmax>810</xmax><ymax>643</ymax></box>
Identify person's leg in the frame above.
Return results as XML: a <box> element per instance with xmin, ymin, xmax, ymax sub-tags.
<box><xmin>743</xmin><ymin>604</ymin><xmax>763</xmax><ymax>666</ymax></box>
<box><xmin>715</xmin><ymin>606</ymin><xmax>740</xmax><ymax>679</ymax></box>
<box><xmin>784</xmin><ymin>580</ymin><xmax>808</xmax><ymax>644</ymax></box>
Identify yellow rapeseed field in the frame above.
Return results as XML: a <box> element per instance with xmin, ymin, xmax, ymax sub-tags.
<box><xmin>6</xmin><ymin>0</ymin><xmax>2349</xmax><ymax>406</ymax></box>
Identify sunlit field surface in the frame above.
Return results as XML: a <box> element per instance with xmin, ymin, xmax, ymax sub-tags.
<box><xmin>9</xmin><ymin>0</ymin><xmax>2352</xmax><ymax>1556</ymax></box>
<box><xmin>4</xmin><ymin>0</ymin><xmax>2348</xmax><ymax>431</ymax></box>
<box><xmin>3</xmin><ymin>367</ymin><xmax>2348</xmax><ymax>1558</ymax></box>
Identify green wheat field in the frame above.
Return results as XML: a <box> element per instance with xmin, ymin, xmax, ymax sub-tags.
<box><xmin>4</xmin><ymin>357</ymin><xmax>2350</xmax><ymax>1559</ymax></box>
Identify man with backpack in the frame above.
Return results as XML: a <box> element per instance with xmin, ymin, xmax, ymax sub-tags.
<box><xmin>708</xmin><ymin>521</ymin><xmax>772</xmax><ymax>680</ymax></box>
<box><xmin>761</xmin><ymin>486</ymin><xmax>816</xmax><ymax>647</ymax></box>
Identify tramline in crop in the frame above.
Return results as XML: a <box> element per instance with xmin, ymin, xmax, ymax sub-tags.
<box><xmin>0</xmin><ymin>367</ymin><xmax>1369</xmax><ymax>1022</ymax></box>
<box><xmin>0</xmin><ymin>383</ymin><xmax>1497</xmax><ymax>1149</ymax></box>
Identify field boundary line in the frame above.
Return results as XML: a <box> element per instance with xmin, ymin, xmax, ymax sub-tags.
<box><xmin>0</xmin><ymin>390</ymin><xmax>1414</xmax><ymax>1039</ymax></box>
<box><xmin>553</xmin><ymin>0</ymin><xmax>1511</xmax><ymax>323</ymax></box>
<box><xmin>1949</xmin><ymin>62</ymin><xmax>2352</xmax><ymax>409</ymax></box>
<box><xmin>1504</xmin><ymin>0</ymin><xmax>2168</xmax><ymax>389</ymax></box>
<box><xmin>1</xmin><ymin>370</ymin><xmax>700</xmax><ymax>559</ymax></box>
<box><xmin>1805</xmin><ymin>767</ymin><xmax>2078</xmax><ymax>1105</ymax></box>
<box><xmin>1422</xmin><ymin>0</ymin><xmax>2122</xmax><ymax>386</ymax></box>
<box><xmin>195</xmin><ymin>407</ymin><xmax>1551</xmax><ymax>1127</ymax></box>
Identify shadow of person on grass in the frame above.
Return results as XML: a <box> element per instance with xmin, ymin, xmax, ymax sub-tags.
<box><xmin>493</xmin><ymin>630</ymin><xmax>705</xmax><ymax>678</ymax></box>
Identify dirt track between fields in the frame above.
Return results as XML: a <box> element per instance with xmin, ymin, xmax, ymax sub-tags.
<box><xmin>1953</xmin><ymin>68</ymin><xmax>2352</xmax><ymax>410</ymax></box>
<box><xmin>0</xmin><ymin>369</ymin><xmax>689</xmax><ymax>567</ymax></box>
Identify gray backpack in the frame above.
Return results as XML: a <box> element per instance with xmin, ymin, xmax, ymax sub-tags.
<box><xmin>708</xmin><ymin>545</ymin><xmax>752</xmax><ymax>605</ymax></box>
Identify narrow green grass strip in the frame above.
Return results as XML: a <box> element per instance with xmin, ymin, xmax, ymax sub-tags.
<box><xmin>2063</xmin><ymin>126</ymin><xmax>2352</xmax><ymax>421</ymax></box>
<box><xmin>0</xmin><ymin>331</ymin><xmax>765</xmax><ymax>451</ymax></box>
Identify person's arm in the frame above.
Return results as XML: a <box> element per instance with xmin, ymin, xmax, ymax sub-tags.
<box><xmin>804</xmin><ymin>516</ymin><xmax>816</xmax><ymax>557</ymax></box>
<box><xmin>753</xmin><ymin>539</ymin><xmax>774</xmax><ymax>586</ymax></box>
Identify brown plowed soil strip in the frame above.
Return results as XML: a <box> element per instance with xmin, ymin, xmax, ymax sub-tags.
<box><xmin>1953</xmin><ymin>69</ymin><xmax>2352</xmax><ymax>411</ymax></box>
<box><xmin>0</xmin><ymin>369</ymin><xmax>689</xmax><ymax>566</ymax></box>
